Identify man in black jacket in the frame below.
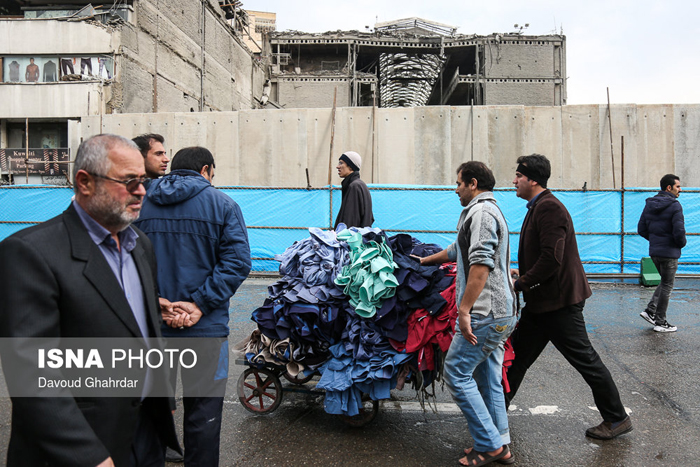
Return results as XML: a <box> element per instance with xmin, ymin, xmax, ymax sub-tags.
<box><xmin>638</xmin><ymin>174</ymin><xmax>686</xmax><ymax>333</ymax></box>
<box><xmin>0</xmin><ymin>134</ymin><xmax>179</xmax><ymax>466</ymax></box>
<box><xmin>334</xmin><ymin>151</ymin><xmax>374</xmax><ymax>229</ymax></box>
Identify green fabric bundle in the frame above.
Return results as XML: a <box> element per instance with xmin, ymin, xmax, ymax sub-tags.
<box><xmin>334</xmin><ymin>229</ymin><xmax>399</xmax><ymax>317</ymax></box>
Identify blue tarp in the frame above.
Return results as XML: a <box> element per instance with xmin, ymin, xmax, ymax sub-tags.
<box><xmin>1</xmin><ymin>185</ymin><xmax>699</xmax><ymax>274</ymax></box>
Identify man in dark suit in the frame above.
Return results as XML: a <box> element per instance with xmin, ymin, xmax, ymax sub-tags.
<box><xmin>505</xmin><ymin>153</ymin><xmax>632</xmax><ymax>440</ymax></box>
<box><xmin>0</xmin><ymin>134</ymin><xmax>179</xmax><ymax>466</ymax></box>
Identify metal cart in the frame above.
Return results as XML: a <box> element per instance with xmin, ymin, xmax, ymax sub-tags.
<box><xmin>236</xmin><ymin>359</ymin><xmax>380</xmax><ymax>427</ymax></box>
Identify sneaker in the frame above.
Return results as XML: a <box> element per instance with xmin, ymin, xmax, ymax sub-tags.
<box><xmin>653</xmin><ymin>321</ymin><xmax>677</xmax><ymax>333</ymax></box>
<box><xmin>640</xmin><ymin>310</ymin><xmax>656</xmax><ymax>326</ymax></box>
<box><xmin>585</xmin><ymin>415</ymin><xmax>633</xmax><ymax>440</ymax></box>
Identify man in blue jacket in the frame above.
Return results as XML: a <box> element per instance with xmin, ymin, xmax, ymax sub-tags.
<box><xmin>638</xmin><ymin>173</ymin><xmax>686</xmax><ymax>333</ymax></box>
<box><xmin>134</xmin><ymin>147</ymin><xmax>251</xmax><ymax>466</ymax></box>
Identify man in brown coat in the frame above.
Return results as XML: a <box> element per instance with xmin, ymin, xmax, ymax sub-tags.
<box><xmin>505</xmin><ymin>154</ymin><xmax>632</xmax><ymax>440</ymax></box>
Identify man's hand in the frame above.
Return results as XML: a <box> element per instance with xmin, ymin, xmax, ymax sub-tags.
<box><xmin>96</xmin><ymin>457</ymin><xmax>115</xmax><ymax>467</ymax></box>
<box><xmin>458</xmin><ymin>311</ymin><xmax>477</xmax><ymax>345</ymax></box>
<box><xmin>159</xmin><ymin>297</ymin><xmax>173</xmax><ymax>314</ymax></box>
<box><xmin>160</xmin><ymin>297</ymin><xmax>191</xmax><ymax>328</ymax></box>
<box><xmin>172</xmin><ymin>301</ymin><xmax>203</xmax><ymax>328</ymax></box>
<box><xmin>510</xmin><ymin>268</ymin><xmax>520</xmax><ymax>286</ymax></box>
<box><xmin>414</xmin><ymin>249</ymin><xmax>449</xmax><ymax>266</ymax></box>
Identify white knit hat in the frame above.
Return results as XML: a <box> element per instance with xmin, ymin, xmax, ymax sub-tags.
<box><xmin>340</xmin><ymin>151</ymin><xmax>362</xmax><ymax>171</ymax></box>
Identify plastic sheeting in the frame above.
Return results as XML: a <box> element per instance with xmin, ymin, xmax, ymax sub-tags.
<box><xmin>1</xmin><ymin>185</ymin><xmax>699</xmax><ymax>274</ymax></box>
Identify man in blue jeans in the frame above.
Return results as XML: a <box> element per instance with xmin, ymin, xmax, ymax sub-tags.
<box><xmin>420</xmin><ymin>161</ymin><xmax>518</xmax><ymax>466</ymax></box>
<box><xmin>638</xmin><ymin>173</ymin><xmax>686</xmax><ymax>333</ymax></box>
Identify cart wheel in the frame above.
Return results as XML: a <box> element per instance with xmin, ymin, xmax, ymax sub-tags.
<box><xmin>237</xmin><ymin>367</ymin><xmax>283</xmax><ymax>414</ymax></box>
<box><xmin>338</xmin><ymin>397</ymin><xmax>379</xmax><ymax>427</ymax></box>
<box><xmin>283</xmin><ymin>371</ymin><xmax>314</xmax><ymax>385</ymax></box>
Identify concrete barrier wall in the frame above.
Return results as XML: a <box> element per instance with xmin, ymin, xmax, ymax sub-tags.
<box><xmin>77</xmin><ymin>104</ymin><xmax>700</xmax><ymax>189</ymax></box>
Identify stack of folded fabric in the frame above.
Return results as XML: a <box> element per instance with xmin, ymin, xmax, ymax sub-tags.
<box><xmin>238</xmin><ymin>228</ymin><xmax>351</xmax><ymax>377</ymax></box>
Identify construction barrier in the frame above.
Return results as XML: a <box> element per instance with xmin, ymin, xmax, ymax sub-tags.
<box><xmin>1</xmin><ymin>185</ymin><xmax>699</xmax><ymax>274</ymax></box>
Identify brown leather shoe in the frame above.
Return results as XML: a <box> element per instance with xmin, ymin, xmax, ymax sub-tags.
<box><xmin>585</xmin><ymin>415</ymin><xmax>633</xmax><ymax>440</ymax></box>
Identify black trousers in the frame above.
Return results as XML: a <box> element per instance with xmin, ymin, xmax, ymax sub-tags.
<box><xmin>170</xmin><ymin>337</ymin><xmax>228</xmax><ymax>467</ymax></box>
<box><xmin>130</xmin><ymin>405</ymin><xmax>166</xmax><ymax>467</ymax></box>
<box><xmin>505</xmin><ymin>301</ymin><xmax>627</xmax><ymax>422</ymax></box>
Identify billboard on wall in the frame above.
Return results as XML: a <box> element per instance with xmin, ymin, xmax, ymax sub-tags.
<box><xmin>2</xmin><ymin>56</ymin><xmax>113</xmax><ymax>82</ymax></box>
<box><xmin>0</xmin><ymin>148</ymin><xmax>70</xmax><ymax>175</ymax></box>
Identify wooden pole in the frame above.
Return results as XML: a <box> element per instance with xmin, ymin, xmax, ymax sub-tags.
<box><xmin>607</xmin><ymin>87</ymin><xmax>616</xmax><ymax>189</ymax></box>
<box><xmin>371</xmin><ymin>88</ymin><xmax>376</xmax><ymax>182</ymax></box>
<box><xmin>620</xmin><ymin>135</ymin><xmax>625</xmax><ymax>274</ymax></box>
<box><xmin>328</xmin><ymin>87</ymin><xmax>338</xmax><ymax>228</ymax></box>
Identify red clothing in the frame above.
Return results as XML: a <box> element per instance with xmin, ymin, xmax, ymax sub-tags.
<box><xmin>391</xmin><ymin>265</ymin><xmax>458</xmax><ymax>371</ymax></box>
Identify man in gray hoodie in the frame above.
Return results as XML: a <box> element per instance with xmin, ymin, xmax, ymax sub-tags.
<box><xmin>420</xmin><ymin>161</ymin><xmax>518</xmax><ymax>466</ymax></box>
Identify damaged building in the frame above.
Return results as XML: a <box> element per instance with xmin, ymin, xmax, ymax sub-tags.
<box><xmin>265</xmin><ymin>17</ymin><xmax>566</xmax><ymax>109</ymax></box>
<box><xmin>0</xmin><ymin>0</ymin><xmax>265</xmax><ymax>184</ymax></box>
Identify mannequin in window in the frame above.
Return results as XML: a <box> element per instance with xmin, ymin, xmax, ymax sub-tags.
<box><xmin>9</xmin><ymin>61</ymin><xmax>20</xmax><ymax>82</ymax></box>
<box><xmin>25</xmin><ymin>58</ymin><xmax>39</xmax><ymax>82</ymax></box>
<box><xmin>43</xmin><ymin>60</ymin><xmax>57</xmax><ymax>82</ymax></box>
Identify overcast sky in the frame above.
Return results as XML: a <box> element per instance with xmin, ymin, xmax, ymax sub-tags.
<box><xmin>249</xmin><ymin>1</ymin><xmax>700</xmax><ymax>105</ymax></box>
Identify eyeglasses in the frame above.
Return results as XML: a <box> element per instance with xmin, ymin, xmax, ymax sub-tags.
<box><xmin>90</xmin><ymin>173</ymin><xmax>148</xmax><ymax>193</ymax></box>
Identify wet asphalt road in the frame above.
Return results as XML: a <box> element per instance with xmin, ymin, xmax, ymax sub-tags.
<box><xmin>2</xmin><ymin>278</ymin><xmax>700</xmax><ymax>466</ymax></box>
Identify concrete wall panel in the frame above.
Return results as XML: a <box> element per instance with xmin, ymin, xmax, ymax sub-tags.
<box><xmin>70</xmin><ymin>104</ymin><xmax>700</xmax><ymax>189</ymax></box>
<box><xmin>414</xmin><ymin>107</ymin><xmax>451</xmax><ymax>185</ymax></box>
<box><xmin>376</xmin><ymin>108</ymin><xmax>415</xmax><ymax>184</ymax></box>
<box><xmin>449</xmin><ymin>106</ymin><xmax>474</xmax><ymax>170</ymax></box>
<box><xmin>561</xmin><ymin>105</ymin><xmax>599</xmax><ymax>189</ymax></box>
<box><xmin>477</xmin><ymin>106</ymin><xmax>524</xmax><ymax>181</ymax></box>
<box><xmin>206</xmin><ymin>112</ymin><xmax>239</xmax><ymax>185</ymax></box>
<box><xmin>332</xmin><ymin>107</ymin><xmax>375</xmax><ymax>181</ymax></box>
<box><xmin>675</xmin><ymin>106</ymin><xmax>700</xmax><ymax>186</ymax></box>
<box><xmin>304</xmin><ymin>109</ymin><xmax>335</xmax><ymax>187</ymax></box>
<box><xmin>0</xmin><ymin>83</ymin><xmax>104</xmax><ymax>118</ymax></box>
<box><xmin>0</xmin><ymin>20</ymin><xmax>114</xmax><ymax>55</ymax></box>
<box><xmin>523</xmin><ymin>106</ymin><xmax>563</xmax><ymax>185</ymax></box>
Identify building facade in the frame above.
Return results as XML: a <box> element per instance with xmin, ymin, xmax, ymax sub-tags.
<box><xmin>266</xmin><ymin>18</ymin><xmax>566</xmax><ymax>110</ymax></box>
<box><xmin>0</xmin><ymin>0</ymin><xmax>266</xmax><ymax>184</ymax></box>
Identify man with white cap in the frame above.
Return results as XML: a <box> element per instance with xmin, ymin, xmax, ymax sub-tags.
<box><xmin>334</xmin><ymin>151</ymin><xmax>374</xmax><ymax>229</ymax></box>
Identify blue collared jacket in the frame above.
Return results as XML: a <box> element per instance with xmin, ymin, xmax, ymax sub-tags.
<box><xmin>134</xmin><ymin>169</ymin><xmax>252</xmax><ymax>337</ymax></box>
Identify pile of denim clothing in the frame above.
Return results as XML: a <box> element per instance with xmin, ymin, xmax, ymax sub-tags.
<box><xmin>238</xmin><ymin>228</ymin><xmax>351</xmax><ymax>377</ymax></box>
<box><xmin>239</xmin><ymin>226</ymin><xmax>458</xmax><ymax>417</ymax></box>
